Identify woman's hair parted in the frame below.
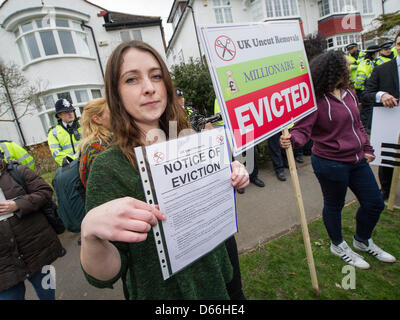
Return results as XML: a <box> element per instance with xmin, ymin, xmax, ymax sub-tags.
<box><xmin>79</xmin><ymin>98</ymin><xmax>112</xmax><ymax>153</ymax></box>
<box><xmin>104</xmin><ymin>40</ymin><xmax>190</xmax><ymax>168</ymax></box>
<box><xmin>310</xmin><ymin>50</ymin><xmax>350</xmax><ymax>98</ymax></box>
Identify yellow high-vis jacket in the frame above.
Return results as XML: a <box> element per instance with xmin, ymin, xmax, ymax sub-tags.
<box><xmin>354</xmin><ymin>59</ymin><xmax>375</xmax><ymax>91</ymax></box>
<box><xmin>0</xmin><ymin>140</ymin><xmax>35</xmax><ymax>170</ymax></box>
<box><xmin>48</xmin><ymin>121</ymin><xmax>82</xmax><ymax>166</ymax></box>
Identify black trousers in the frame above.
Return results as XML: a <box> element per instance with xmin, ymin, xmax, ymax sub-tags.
<box><xmin>237</xmin><ymin>148</ymin><xmax>259</xmax><ymax>181</ymax></box>
<box><xmin>378</xmin><ymin>165</ymin><xmax>393</xmax><ymax>196</ymax></box>
<box><xmin>268</xmin><ymin>132</ymin><xmax>304</xmax><ymax>173</ymax></box>
<box><xmin>225</xmin><ymin>236</ymin><xmax>246</xmax><ymax>300</ymax></box>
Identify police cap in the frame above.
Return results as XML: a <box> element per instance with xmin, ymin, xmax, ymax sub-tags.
<box><xmin>380</xmin><ymin>41</ymin><xmax>394</xmax><ymax>50</ymax></box>
<box><xmin>365</xmin><ymin>45</ymin><xmax>381</xmax><ymax>53</ymax></box>
<box><xmin>346</xmin><ymin>43</ymin><xmax>358</xmax><ymax>50</ymax></box>
<box><xmin>55</xmin><ymin>99</ymin><xmax>75</xmax><ymax>117</ymax></box>
<box><xmin>176</xmin><ymin>88</ymin><xmax>184</xmax><ymax>96</ymax></box>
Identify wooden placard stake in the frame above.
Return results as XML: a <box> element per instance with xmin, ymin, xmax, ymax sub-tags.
<box><xmin>387</xmin><ymin>133</ymin><xmax>400</xmax><ymax>211</ymax></box>
<box><xmin>282</xmin><ymin>128</ymin><xmax>320</xmax><ymax>296</ymax></box>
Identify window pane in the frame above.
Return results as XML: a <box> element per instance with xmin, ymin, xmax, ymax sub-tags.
<box><xmin>340</xmin><ymin>0</ymin><xmax>345</xmax><ymax>11</ymax></box>
<box><xmin>266</xmin><ymin>0</ymin><xmax>274</xmax><ymax>17</ymax></box>
<box><xmin>343</xmin><ymin>35</ymin><xmax>348</xmax><ymax>44</ymax></box>
<box><xmin>91</xmin><ymin>89</ymin><xmax>102</xmax><ymax>99</ymax></box>
<box><xmin>290</xmin><ymin>0</ymin><xmax>298</xmax><ymax>15</ymax></box>
<box><xmin>214</xmin><ymin>8</ymin><xmax>224</xmax><ymax>23</ymax></box>
<box><xmin>25</xmin><ymin>34</ymin><xmax>41</xmax><ymax>59</ymax></box>
<box><xmin>58</xmin><ymin>31</ymin><xmax>76</xmax><ymax>54</ymax></box>
<box><xmin>120</xmin><ymin>31</ymin><xmax>131</xmax><ymax>42</ymax></box>
<box><xmin>43</xmin><ymin>95</ymin><xmax>55</xmax><ymax>110</ymax></box>
<box><xmin>39</xmin><ymin>31</ymin><xmax>58</xmax><ymax>55</ymax></box>
<box><xmin>36</xmin><ymin>19</ymin><xmax>43</xmax><ymax>28</ymax></box>
<box><xmin>21</xmin><ymin>21</ymin><xmax>33</xmax><ymax>33</ymax></box>
<box><xmin>48</xmin><ymin>111</ymin><xmax>58</xmax><ymax>127</ymax></box>
<box><xmin>282</xmin><ymin>0</ymin><xmax>290</xmax><ymax>16</ymax></box>
<box><xmin>56</xmin><ymin>19</ymin><xmax>69</xmax><ymax>27</ymax></box>
<box><xmin>333</xmin><ymin>0</ymin><xmax>338</xmax><ymax>12</ymax></box>
<box><xmin>39</xmin><ymin>114</ymin><xmax>49</xmax><ymax>133</ymax></box>
<box><xmin>223</xmin><ymin>8</ymin><xmax>233</xmax><ymax>23</ymax></box>
<box><xmin>75</xmin><ymin>90</ymin><xmax>89</xmax><ymax>103</ymax></box>
<box><xmin>71</xmin><ymin>21</ymin><xmax>82</xmax><ymax>30</ymax></box>
<box><xmin>323</xmin><ymin>0</ymin><xmax>330</xmax><ymax>15</ymax></box>
<box><xmin>336</xmin><ymin>36</ymin><xmax>342</xmax><ymax>45</ymax></box>
<box><xmin>57</xmin><ymin>92</ymin><xmax>72</xmax><ymax>103</ymax></box>
<box><xmin>17</xmin><ymin>39</ymin><xmax>28</xmax><ymax>64</ymax></box>
<box><xmin>75</xmin><ymin>32</ymin><xmax>90</xmax><ymax>55</ymax></box>
<box><xmin>132</xmin><ymin>30</ymin><xmax>142</xmax><ymax>41</ymax></box>
<box><xmin>274</xmin><ymin>0</ymin><xmax>282</xmax><ymax>16</ymax></box>
<box><xmin>213</xmin><ymin>0</ymin><xmax>221</xmax><ymax>6</ymax></box>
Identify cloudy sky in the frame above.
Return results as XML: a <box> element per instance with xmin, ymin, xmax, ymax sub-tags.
<box><xmin>89</xmin><ymin>0</ymin><xmax>175</xmax><ymax>41</ymax></box>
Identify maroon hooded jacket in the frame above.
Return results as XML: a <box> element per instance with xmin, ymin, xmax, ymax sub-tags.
<box><xmin>290</xmin><ymin>88</ymin><xmax>374</xmax><ymax>163</ymax></box>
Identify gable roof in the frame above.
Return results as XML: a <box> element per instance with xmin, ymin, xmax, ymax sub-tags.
<box><xmin>103</xmin><ymin>10</ymin><xmax>161</xmax><ymax>31</ymax></box>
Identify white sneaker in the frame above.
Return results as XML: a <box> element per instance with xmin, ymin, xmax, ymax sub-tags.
<box><xmin>353</xmin><ymin>238</ymin><xmax>396</xmax><ymax>263</ymax></box>
<box><xmin>330</xmin><ymin>241</ymin><xmax>370</xmax><ymax>269</ymax></box>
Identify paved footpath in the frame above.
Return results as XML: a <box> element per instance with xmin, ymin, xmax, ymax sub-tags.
<box><xmin>26</xmin><ymin>157</ymin><xmax>399</xmax><ymax>299</ymax></box>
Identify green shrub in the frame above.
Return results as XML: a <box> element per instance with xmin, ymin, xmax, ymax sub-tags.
<box><xmin>171</xmin><ymin>58</ymin><xmax>215</xmax><ymax>116</ymax></box>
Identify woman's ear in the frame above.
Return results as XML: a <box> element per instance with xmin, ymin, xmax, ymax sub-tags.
<box><xmin>92</xmin><ymin>115</ymin><xmax>102</xmax><ymax>125</ymax></box>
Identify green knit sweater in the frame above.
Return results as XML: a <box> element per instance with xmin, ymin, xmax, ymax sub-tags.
<box><xmin>83</xmin><ymin>146</ymin><xmax>233</xmax><ymax>299</ymax></box>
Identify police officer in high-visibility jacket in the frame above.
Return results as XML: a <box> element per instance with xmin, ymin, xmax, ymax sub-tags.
<box><xmin>354</xmin><ymin>45</ymin><xmax>381</xmax><ymax>133</ymax></box>
<box><xmin>0</xmin><ymin>140</ymin><xmax>35</xmax><ymax>170</ymax></box>
<box><xmin>346</xmin><ymin>43</ymin><xmax>364</xmax><ymax>86</ymax></box>
<box><xmin>48</xmin><ymin>99</ymin><xmax>82</xmax><ymax>166</ymax></box>
<box><xmin>375</xmin><ymin>41</ymin><xmax>395</xmax><ymax>66</ymax></box>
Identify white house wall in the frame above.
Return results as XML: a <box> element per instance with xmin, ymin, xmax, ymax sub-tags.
<box><xmin>0</xmin><ymin>0</ymin><xmax>166</xmax><ymax>146</ymax></box>
<box><xmin>167</xmin><ymin>0</ymin><xmax>394</xmax><ymax>69</ymax></box>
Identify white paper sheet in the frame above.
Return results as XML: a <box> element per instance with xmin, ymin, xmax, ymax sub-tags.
<box><xmin>370</xmin><ymin>106</ymin><xmax>400</xmax><ymax>167</ymax></box>
<box><xmin>136</xmin><ymin>127</ymin><xmax>237</xmax><ymax>279</ymax></box>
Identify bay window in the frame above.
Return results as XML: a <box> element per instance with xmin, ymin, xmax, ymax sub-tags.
<box><xmin>14</xmin><ymin>17</ymin><xmax>91</xmax><ymax>65</ymax></box>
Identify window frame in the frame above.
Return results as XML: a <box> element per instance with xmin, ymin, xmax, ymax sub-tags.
<box><xmin>14</xmin><ymin>16</ymin><xmax>91</xmax><ymax>67</ymax></box>
<box><xmin>213</xmin><ymin>0</ymin><xmax>234</xmax><ymax>24</ymax></box>
<box><xmin>263</xmin><ymin>0</ymin><xmax>300</xmax><ymax>20</ymax></box>
<box><xmin>119</xmin><ymin>29</ymin><xmax>143</xmax><ymax>42</ymax></box>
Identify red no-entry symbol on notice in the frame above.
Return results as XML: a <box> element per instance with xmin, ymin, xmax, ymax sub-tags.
<box><xmin>153</xmin><ymin>151</ymin><xmax>165</xmax><ymax>164</ymax></box>
<box><xmin>215</xmin><ymin>35</ymin><xmax>236</xmax><ymax>61</ymax></box>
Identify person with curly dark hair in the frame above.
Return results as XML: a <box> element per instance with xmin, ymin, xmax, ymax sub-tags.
<box><xmin>280</xmin><ymin>50</ymin><xmax>396</xmax><ymax>269</ymax></box>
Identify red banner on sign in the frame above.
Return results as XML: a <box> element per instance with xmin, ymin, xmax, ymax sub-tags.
<box><xmin>225</xmin><ymin>73</ymin><xmax>315</xmax><ymax>148</ymax></box>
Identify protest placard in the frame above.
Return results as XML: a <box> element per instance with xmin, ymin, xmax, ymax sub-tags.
<box><xmin>370</xmin><ymin>106</ymin><xmax>400</xmax><ymax>210</ymax></box>
<box><xmin>198</xmin><ymin>20</ymin><xmax>317</xmax><ymax>156</ymax></box>
<box><xmin>199</xmin><ymin>20</ymin><xmax>320</xmax><ymax>295</ymax></box>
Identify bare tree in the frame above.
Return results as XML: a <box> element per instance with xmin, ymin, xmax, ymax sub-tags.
<box><xmin>0</xmin><ymin>60</ymin><xmax>44</xmax><ymax>122</ymax></box>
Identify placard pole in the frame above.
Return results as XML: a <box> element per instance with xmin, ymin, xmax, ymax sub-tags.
<box><xmin>282</xmin><ymin>128</ymin><xmax>320</xmax><ymax>296</ymax></box>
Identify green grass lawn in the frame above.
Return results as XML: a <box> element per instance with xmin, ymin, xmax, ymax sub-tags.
<box><xmin>240</xmin><ymin>203</ymin><xmax>400</xmax><ymax>300</ymax></box>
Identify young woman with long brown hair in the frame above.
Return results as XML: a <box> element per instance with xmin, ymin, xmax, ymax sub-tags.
<box><xmin>80</xmin><ymin>41</ymin><xmax>249</xmax><ymax>299</ymax></box>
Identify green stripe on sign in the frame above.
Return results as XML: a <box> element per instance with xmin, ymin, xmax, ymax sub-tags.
<box><xmin>216</xmin><ymin>50</ymin><xmax>308</xmax><ymax>101</ymax></box>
